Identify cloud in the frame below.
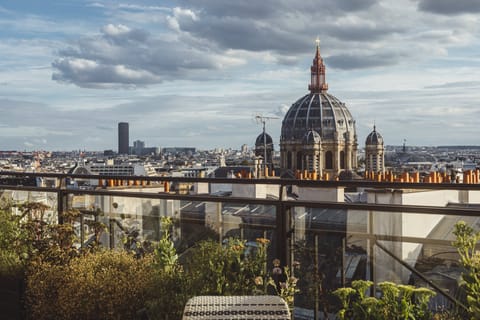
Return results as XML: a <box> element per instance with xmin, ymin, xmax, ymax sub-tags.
<box><xmin>166</xmin><ymin>1</ymin><xmax>388</xmax><ymax>55</ymax></box>
<box><xmin>273</xmin><ymin>104</ymin><xmax>289</xmax><ymax>117</ymax></box>
<box><xmin>418</xmin><ymin>0</ymin><xmax>480</xmax><ymax>15</ymax></box>
<box><xmin>52</xmin><ymin>24</ymin><xmax>245</xmax><ymax>88</ymax></box>
<box><xmin>87</xmin><ymin>2</ymin><xmax>105</xmax><ymax>9</ymax></box>
<box><xmin>165</xmin><ymin>1</ymin><xmax>479</xmax><ymax>71</ymax></box>
<box><xmin>117</xmin><ymin>4</ymin><xmax>170</xmax><ymax>12</ymax></box>
<box><xmin>425</xmin><ymin>81</ymin><xmax>480</xmax><ymax>89</ymax></box>
<box><xmin>328</xmin><ymin>51</ymin><xmax>404</xmax><ymax>69</ymax></box>
<box><xmin>3</xmin><ymin>0</ymin><xmax>480</xmax><ymax>151</ymax></box>
<box><xmin>52</xmin><ymin>58</ymin><xmax>161</xmax><ymax>88</ymax></box>
<box><xmin>50</xmin><ymin>1</ymin><xmax>480</xmax><ymax>88</ymax></box>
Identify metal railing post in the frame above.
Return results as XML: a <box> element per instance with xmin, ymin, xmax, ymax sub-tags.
<box><xmin>276</xmin><ymin>203</ymin><xmax>289</xmax><ymax>265</ymax></box>
<box><xmin>57</xmin><ymin>189</ymin><xmax>68</xmax><ymax>224</ymax></box>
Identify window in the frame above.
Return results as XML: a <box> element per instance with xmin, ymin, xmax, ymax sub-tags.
<box><xmin>340</xmin><ymin>151</ymin><xmax>345</xmax><ymax>169</ymax></box>
<box><xmin>325</xmin><ymin>151</ymin><xmax>333</xmax><ymax>169</ymax></box>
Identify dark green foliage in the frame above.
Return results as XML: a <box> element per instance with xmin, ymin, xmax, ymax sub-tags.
<box><xmin>453</xmin><ymin>221</ymin><xmax>480</xmax><ymax>320</ymax></box>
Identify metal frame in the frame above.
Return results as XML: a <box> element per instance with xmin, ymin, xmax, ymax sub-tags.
<box><xmin>1</xmin><ymin>171</ymin><xmax>480</xmax><ymax>313</ymax></box>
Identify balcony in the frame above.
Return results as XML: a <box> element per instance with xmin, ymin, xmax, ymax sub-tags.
<box><xmin>1</xmin><ymin>171</ymin><xmax>479</xmax><ymax>319</ymax></box>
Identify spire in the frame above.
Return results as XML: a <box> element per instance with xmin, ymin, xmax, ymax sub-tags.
<box><xmin>308</xmin><ymin>38</ymin><xmax>328</xmax><ymax>93</ymax></box>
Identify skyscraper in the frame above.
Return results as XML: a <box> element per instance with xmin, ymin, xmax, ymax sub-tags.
<box><xmin>118</xmin><ymin>122</ymin><xmax>129</xmax><ymax>155</ymax></box>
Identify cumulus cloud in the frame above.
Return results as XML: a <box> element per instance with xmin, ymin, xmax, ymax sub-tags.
<box><xmin>52</xmin><ymin>23</ymin><xmax>245</xmax><ymax>88</ymax></box>
<box><xmin>166</xmin><ymin>0</ymin><xmax>479</xmax><ymax>71</ymax></box>
<box><xmin>51</xmin><ymin>1</ymin><xmax>480</xmax><ymax>88</ymax></box>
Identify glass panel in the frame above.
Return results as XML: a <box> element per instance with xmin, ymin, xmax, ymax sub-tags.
<box><xmin>292</xmin><ymin>204</ymin><xmax>477</xmax><ymax>317</ymax></box>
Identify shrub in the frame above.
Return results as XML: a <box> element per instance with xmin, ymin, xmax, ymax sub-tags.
<box><xmin>0</xmin><ymin>250</ymin><xmax>23</xmax><ymax>278</ymax></box>
<box><xmin>25</xmin><ymin>260</ymin><xmax>67</xmax><ymax>319</ymax></box>
<box><xmin>26</xmin><ymin>250</ymin><xmax>154</xmax><ymax>320</ymax></box>
<box><xmin>184</xmin><ymin>238</ymin><xmax>270</xmax><ymax>296</ymax></box>
<box><xmin>453</xmin><ymin>221</ymin><xmax>480</xmax><ymax>320</ymax></box>
<box><xmin>145</xmin><ymin>217</ymin><xmax>189</xmax><ymax>320</ymax></box>
<box><xmin>144</xmin><ymin>227</ymin><xmax>293</xmax><ymax>319</ymax></box>
<box><xmin>332</xmin><ymin>280</ymin><xmax>435</xmax><ymax>320</ymax></box>
<box><xmin>0</xmin><ymin>209</ymin><xmax>25</xmax><ymax>278</ymax></box>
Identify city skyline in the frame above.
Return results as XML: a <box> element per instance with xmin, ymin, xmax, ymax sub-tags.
<box><xmin>1</xmin><ymin>1</ymin><xmax>480</xmax><ymax>151</ymax></box>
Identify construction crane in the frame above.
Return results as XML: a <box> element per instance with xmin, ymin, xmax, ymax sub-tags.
<box><xmin>255</xmin><ymin>114</ymin><xmax>279</xmax><ymax>176</ymax></box>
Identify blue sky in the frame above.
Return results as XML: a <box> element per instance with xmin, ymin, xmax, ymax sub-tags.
<box><xmin>1</xmin><ymin>0</ymin><xmax>480</xmax><ymax>151</ymax></box>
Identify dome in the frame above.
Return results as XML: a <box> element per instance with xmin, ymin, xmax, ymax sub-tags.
<box><xmin>255</xmin><ymin>132</ymin><xmax>273</xmax><ymax>147</ymax></box>
<box><xmin>365</xmin><ymin>126</ymin><xmax>383</xmax><ymax>145</ymax></box>
<box><xmin>303</xmin><ymin>129</ymin><xmax>321</xmax><ymax>144</ymax></box>
<box><xmin>279</xmin><ymin>40</ymin><xmax>358</xmax><ymax>175</ymax></box>
<box><xmin>281</xmin><ymin>92</ymin><xmax>355</xmax><ymax>141</ymax></box>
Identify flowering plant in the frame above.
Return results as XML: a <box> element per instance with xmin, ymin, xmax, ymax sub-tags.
<box><xmin>332</xmin><ymin>280</ymin><xmax>435</xmax><ymax>320</ymax></box>
<box><xmin>266</xmin><ymin>259</ymin><xmax>300</xmax><ymax>309</ymax></box>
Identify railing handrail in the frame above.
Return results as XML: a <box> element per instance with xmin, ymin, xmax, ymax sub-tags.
<box><xmin>1</xmin><ymin>183</ymin><xmax>480</xmax><ymax>217</ymax></box>
<box><xmin>3</xmin><ymin>170</ymin><xmax>480</xmax><ymax>190</ymax></box>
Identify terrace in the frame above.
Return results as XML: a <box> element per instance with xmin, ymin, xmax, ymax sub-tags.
<box><xmin>1</xmin><ymin>171</ymin><xmax>479</xmax><ymax>319</ymax></box>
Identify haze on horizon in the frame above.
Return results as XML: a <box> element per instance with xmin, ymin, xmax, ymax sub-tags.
<box><xmin>1</xmin><ymin>0</ymin><xmax>480</xmax><ymax>151</ymax></box>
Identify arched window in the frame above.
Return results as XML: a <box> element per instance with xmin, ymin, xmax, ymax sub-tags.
<box><xmin>325</xmin><ymin>151</ymin><xmax>333</xmax><ymax>169</ymax></box>
<box><xmin>340</xmin><ymin>151</ymin><xmax>345</xmax><ymax>169</ymax></box>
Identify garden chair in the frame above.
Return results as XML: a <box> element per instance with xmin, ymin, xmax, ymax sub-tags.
<box><xmin>181</xmin><ymin>295</ymin><xmax>291</xmax><ymax>320</ymax></box>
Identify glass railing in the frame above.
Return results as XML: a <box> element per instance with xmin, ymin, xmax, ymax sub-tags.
<box><xmin>1</xmin><ymin>172</ymin><xmax>480</xmax><ymax>318</ymax></box>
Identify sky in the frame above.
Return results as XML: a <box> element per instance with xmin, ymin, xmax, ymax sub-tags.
<box><xmin>1</xmin><ymin>0</ymin><xmax>480</xmax><ymax>151</ymax></box>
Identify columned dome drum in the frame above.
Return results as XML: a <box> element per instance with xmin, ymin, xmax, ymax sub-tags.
<box><xmin>365</xmin><ymin>125</ymin><xmax>385</xmax><ymax>174</ymax></box>
<box><xmin>255</xmin><ymin>131</ymin><xmax>274</xmax><ymax>167</ymax></box>
<box><xmin>280</xmin><ymin>41</ymin><xmax>358</xmax><ymax>178</ymax></box>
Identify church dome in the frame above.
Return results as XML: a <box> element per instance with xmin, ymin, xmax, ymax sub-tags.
<box><xmin>279</xmin><ymin>40</ymin><xmax>358</xmax><ymax>175</ymax></box>
<box><xmin>255</xmin><ymin>132</ymin><xmax>273</xmax><ymax>147</ymax></box>
<box><xmin>280</xmin><ymin>40</ymin><xmax>356</xmax><ymax>143</ymax></box>
<box><xmin>281</xmin><ymin>93</ymin><xmax>355</xmax><ymax>141</ymax></box>
<box><xmin>303</xmin><ymin>129</ymin><xmax>321</xmax><ymax>144</ymax></box>
<box><xmin>365</xmin><ymin>126</ymin><xmax>383</xmax><ymax>145</ymax></box>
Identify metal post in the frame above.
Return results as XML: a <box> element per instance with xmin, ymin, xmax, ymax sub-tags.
<box><xmin>57</xmin><ymin>189</ymin><xmax>68</xmax><ymax>224</ymax></box>
<box><xmin>314</xmin><ymin>234</ymin><xmax>319</xmax><ymax>320</ymax></box>
<box><xmin>80</xmin><ymin>213</ymin><xmax>85</xmax><ymax>248</ymax></box>
<box><xmin>368</xmin><ymin>209</ymin><xmax>375</xmax><ymax>295</ymax></box>
<box><xmin>276</xmin><ymin>204</ymin><xmax>288</xmax><ymax>265</ymax></box>
<box><xmin>109</xmin><ymin>219</ymin><xmax>114</xmax><ymax>249</ymax></box>
<box><xmin>341</xmin><ymin>237</ymin><xmax>346</xmax><ymax>287</ymax></box>
<box><xmin>263</xmin><ymin>120</ymin><xmax>267</xmax><ymax>176</ymax></box>
<box><xmin>217</xmin><ymin>202</ymin><xmax>223</xmax><ymax>243</ymax></box>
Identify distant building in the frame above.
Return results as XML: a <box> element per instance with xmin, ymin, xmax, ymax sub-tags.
<box><xmin>130</xmin><ymin>140</ymin><xmax>160</xmax><ymax>156</ymax></box>
<box><xmin>118</xmin><ymin>122</ymin><xmax>129</xmax><ymax>155</ymax></box>
<box><xmin>133</xmin><ymin>140</ymin><xmax>145</xmax><ymax>154</ymax></box>
<box><xmin>241</xmin><ymin>144</ymin><xmax>249</xmax><ymax>154</ymax></box>
<box><xmin>365</xmin><ymin>125</ymin><xmax>385</xmax><ymax>173</ymax></box>
<box><xmin>162</xmin><ymin>147</ymin><xmax>196</xmax><ymax>155</ymax></box>
<box><xmin>103</xmin><ymin>149</ymin><xmax>114</xmax><ymax>157</ymax></box>
<box><xmin>254</xmin><ymin>131</ymin><xmax>274</xmax><ymax>171</ymax></box>
<box><xmin>280</xmin><ymin>41</ymin><xmax>358</xmax><ymax>177</ymax></box>
<box><xmin>70</xmin><ymin>159</ymin><xmax>156</xmax><ymax>176</ymax></box>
